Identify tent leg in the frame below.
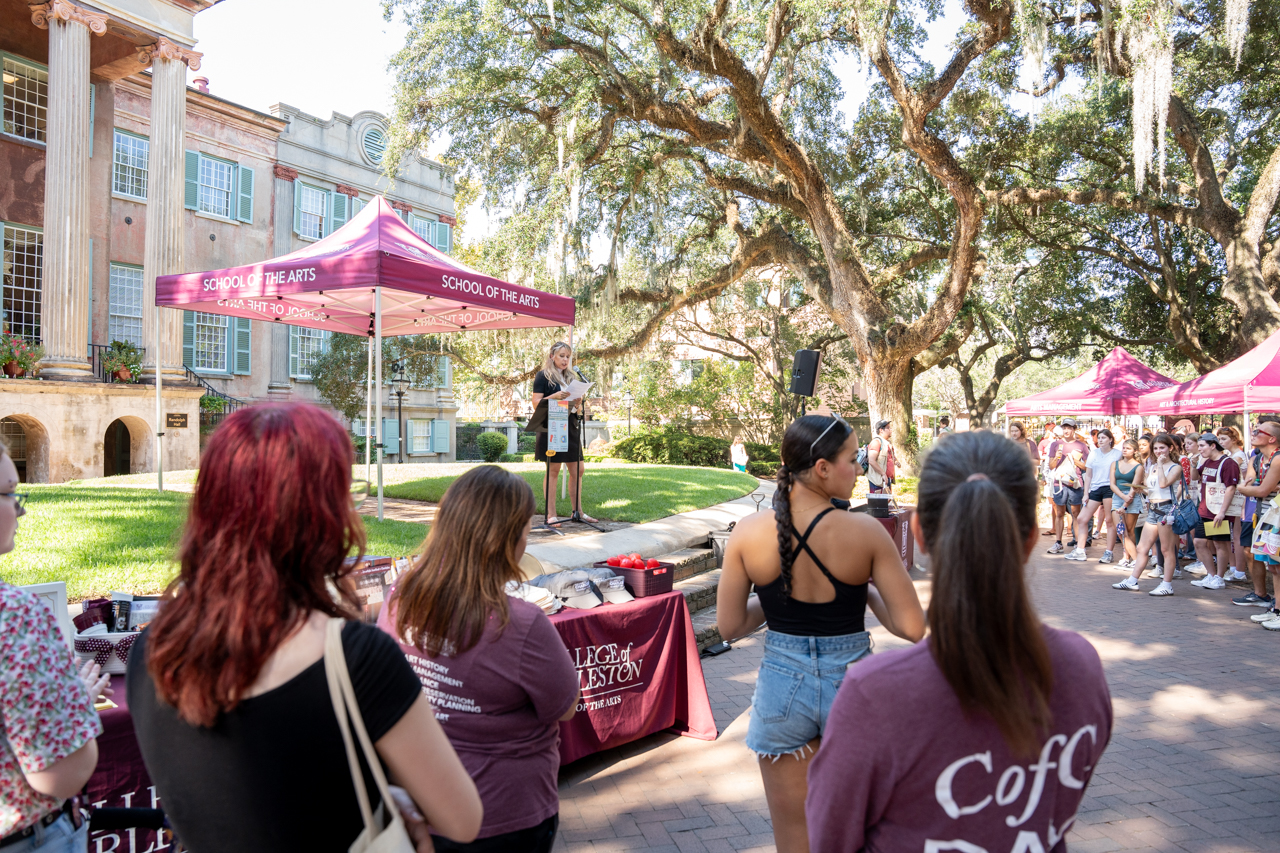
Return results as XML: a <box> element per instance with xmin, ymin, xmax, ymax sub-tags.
<box><xmin>155</xmin><ymin>316</ymin><xmax>164</xmax><ymax>493</ymax></box>
<box><xmin>376</xmin><ymin>288</ymin><xmax>384</xmax><ymax>522</ymax></box>
<box><xmin>365</xmin><ymin>334</ymin><xmax>373</xmax><ymax>484</ymax></box>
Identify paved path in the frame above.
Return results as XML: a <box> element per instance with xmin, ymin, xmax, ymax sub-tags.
<box><xmin>553</xmin><ymin>549</ymin><xmax>1280</xmax><ymax>852</ymax></box>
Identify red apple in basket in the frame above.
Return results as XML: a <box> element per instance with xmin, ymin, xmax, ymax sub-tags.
<box><xmin>606</xmin><ymin>555</ymin><xmax>622</xmax><ymax>567</ymax></box>
<box><xmin>628</xmin><ymin>553</ymin><xmax>643</xmax><ymax>562</ymax></box>
<box><xmin>645</xmin><ymin>558</ymin><xmax>661</xmax><ymax>569</ymax></box>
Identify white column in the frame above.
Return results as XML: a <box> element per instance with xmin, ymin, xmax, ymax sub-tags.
<box><xmin>139</xmin><ymin>41</ymin><xmax>199</xmax><ymax>381</ymax></box>
<box><xmin>34</xmin><ymin>2</ymin><xmax>106</xmax><ymax>378</ymax></box>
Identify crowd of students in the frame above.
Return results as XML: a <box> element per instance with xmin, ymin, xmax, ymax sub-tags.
<box><xmin>1020</xmin><ymin>416</ymin><xmax>1280</xmax><ymax>621</ymax></box>
<box><xmin>2</xmin><ymin>403</ymin><xmax>1118</xmax><ymax>853</ymax></box>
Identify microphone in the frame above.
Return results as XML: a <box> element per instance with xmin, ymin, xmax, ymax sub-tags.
<box><xmin>574</xmin><ymin>367</ymin><xmax>588</xmax><ymax>382</ymax></box>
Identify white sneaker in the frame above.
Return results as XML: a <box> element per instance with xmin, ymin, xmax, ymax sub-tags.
<box><xmin>1251</xmin><ymin>609</ymin><xmax>1280</xmax><ymax>623</ymax></box>
<box><xmin>1190</xmin><ymin>576</ymin><xmax>1209</xmax><ymax>587</ymax></box>
<box><xmin>1202</xmin><ymin>575</ymin><xmax>1227</xmax><ymax>590</ymax></box>
<box><xmin>1112</xmin><ymin>576</ymin><xmax>1140</xmax><ymax>591</ymax></box>
<box><xmin>1224</xmin><ymin>570</ymin><xmax>1249</xmax><ymax>582</ymax></box>
<box><xmin>1173</xmin><ymin>568</ymin><xmax>1182</xmax><ymax>578</ymax></box>
<box><xmin>1064</xmin><ymin>549</ymin><xmax>1087</xmax><ymax>561</ymax></box>
<box><xmin>1118</xmin><ymin>558</ymin><xmax>1133</xmax><ymax>569</ymax></box>
<box><xmin>1149</xmin><ymin>582</ymin><xmax>1174</xmax><ymax>596</ymax></box>
<box><xmin>1100</xmin><ymin>550</ymin><xmax>1114</xmax><ymax>564</ymax></box>
<box><xmin>1263</xmin><ymin>616</ymin><xmax>1280</xmax><ymax>631</ymax></box>
<box><xmin>1146</xmin><ymin>567</ymin><xmax>1164</xmax><ymax>579</ymax></box>
<box><xmin>1184</xmin><ymin>561</ymin><xmax>1208</xmax><ymax>575</ymax></box>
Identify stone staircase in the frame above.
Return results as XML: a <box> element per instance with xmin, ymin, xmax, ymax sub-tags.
<box><xmin>645</xmin><ymin>544</ymin><xmax>725</xmax><ymax>652</ymax></box>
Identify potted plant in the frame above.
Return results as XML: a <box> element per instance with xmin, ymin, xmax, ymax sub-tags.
<box><xmin>100</xmin><ymin>340</ymin><xmax>143</xmax><ymax>383</ymax></box>
<box><xmin>0</xmin><ymin>332</ymin><xmax>42</xmax><ymax>378</ymax></box>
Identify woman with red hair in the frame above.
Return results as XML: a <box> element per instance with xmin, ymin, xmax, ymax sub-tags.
<box><xmin>127</xmin><ymin>403</ymin><xmax>481</xmax><ymax>852</ymax></box>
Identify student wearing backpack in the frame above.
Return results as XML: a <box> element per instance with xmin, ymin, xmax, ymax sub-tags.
<box><xmin>1046</xmin><ymin>418</ymin><xmax>1089</xmax><ymax>555</ymax></box>
<box><xmin>866</xmin><ymin>421</ymin><xmax>896</xmax><ymax>494</ymax></box>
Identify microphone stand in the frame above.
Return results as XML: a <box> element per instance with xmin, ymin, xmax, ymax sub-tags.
<box><xmin>570</xmin><ymin>368</ymin><xmax>606</xmax><ymax>532</ymax></box>
<box><xmin>526</xmin><ymin>400</ymin><xmax>565</xmax><ymax>537</ymax></box>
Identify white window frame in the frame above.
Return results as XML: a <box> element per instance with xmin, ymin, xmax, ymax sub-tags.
<box><xmin>192</xmin><ymin>311</ymin><xmax>229</xmax><ymax>373</ymax></box>
<box><xmin>409</xmin><ymin>419</ymin><xmax>433</xmax><ymax>453</ymax></box>
<box><xmin>298</xmin><ymin>184</ymin><xmax>328</xmax><ymax>241</ymax></box>
<box><xmin>2</xmin><ymin>222</ymin><xmax>42</xmax><ymax>341</ymax></box>
<box><xmin>112</xmin><ymin>130</ymin><xmax>149</xmax><ymax>200</ymax></box>
<box><xmin>107</xmin><ymin>263</ymin><xmax>144</xmax><ymax>347</ymax></box>
<box><xmin>197</xmin><ymin>154</ymin><xmax>236</xmax><ymax>219</ymax></box>
<box><xmin>290</xmin><ymin>325</ymin><xmax>331</xmax><ymax>380</ymax></box>
<box><xmin>2</xmin><ymin>54</ymin><xmax>48</xmax><ymax>144</ymax></box>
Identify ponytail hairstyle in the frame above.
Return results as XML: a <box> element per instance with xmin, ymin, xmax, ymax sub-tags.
<box><xmin>916</xmin><ymin>430</ymin><xmax>1051</xmax><ymax>757</ymax></box>
<box><xmin>774</xmin><ymin>414</ymin><xmax>853</xmax><ymax>595</ymax></box>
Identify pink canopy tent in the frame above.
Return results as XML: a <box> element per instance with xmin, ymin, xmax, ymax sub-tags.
<box><xmin>155</xmin><ymin>196</ymin><xmax>576</xmax><ymax>517</ymax></box>
<box><xmin>1004</xmin><ymin>347</ymin><xmax>1179</xmax><ymax>417</ymax></box>
<box><xmin>1138</xmin><ymin>326</ymin><xmax>1280</xmax><ymax>418</ymax></box>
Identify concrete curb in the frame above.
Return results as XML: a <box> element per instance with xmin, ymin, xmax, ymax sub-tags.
<box><xmin>526</xmin><ymin>480</ymin><xmax>774</xmax><ymax>571</ymax></box>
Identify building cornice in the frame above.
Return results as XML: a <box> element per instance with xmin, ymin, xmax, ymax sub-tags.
<box><xmin>115</xmin><ymin>74</ymin><xmax>288</xmax><ymax>137</ymax></box>
<box><xmin>30</xmin><ymin>1</ymin><xmax>109</xmax><ymax>34</ymax></box>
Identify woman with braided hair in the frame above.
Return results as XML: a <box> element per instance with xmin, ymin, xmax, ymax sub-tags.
<box><xmin>716</xmin><ymin>414</ymin><xmax>925</xmax><ymax>853</ymax></box>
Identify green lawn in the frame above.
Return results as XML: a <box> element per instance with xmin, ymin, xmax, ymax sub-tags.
<box><xmin>385</xmin><ymin>464</ymin><xmax>759</xmax><ymax>523</ymax></box>
<box><xmin>0</xmin><ymin>486</ymin><xmax>428</xmax><ymax>601</ymax></box>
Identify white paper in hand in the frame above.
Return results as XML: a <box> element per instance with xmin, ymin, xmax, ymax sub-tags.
<box><xmin>564</xmin><ymin>380</ymin><xmax>593</xmax><ymax>401</ymax></box>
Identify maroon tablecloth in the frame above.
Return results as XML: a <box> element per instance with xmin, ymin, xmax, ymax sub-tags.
<box><xmin>85</xmin><ymin>676</ymin><xmax>168</xmax><ymax>852</ymax></box>
<box><xmin>85</xmin><ymin>591</ymin><xmax>718</xmax><ymax>835</ymax></box>
<box><xmin>550</xmin><ymin>591</ymin><xmax>717</xmax><ymax>764</ymax></box>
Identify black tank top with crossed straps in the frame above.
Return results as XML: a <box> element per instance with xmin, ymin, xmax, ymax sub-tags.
<box><xmin>754</xmin><ymin>507</ymin><xmax>870</xmax><ymax>636</ymax></box>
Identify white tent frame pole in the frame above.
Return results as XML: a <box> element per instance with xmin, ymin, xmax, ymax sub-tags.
<box><xmin>376</xmin><ymin>288</ymin><xmax>384</xmax><ymax>521</ymax></box>
<box><xmin>365</xmin><ymin>333</ymin><xmax>373</xmax><ymax>484</ymax></box>
<box><xmin>1244</xmin><ymin>385</ymin><xmax>1251</xmax><ymax>438</ymax></box>
<box><xmin>155</xmin><ymin>310</ymin><xmax>164</xmax><ymax>492</ymax></box>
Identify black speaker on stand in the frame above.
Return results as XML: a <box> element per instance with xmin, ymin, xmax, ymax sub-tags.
<box><xmin>789</xmin><ymin>349</ymin><xmax>822</xmax><ymax>415</ymax></box>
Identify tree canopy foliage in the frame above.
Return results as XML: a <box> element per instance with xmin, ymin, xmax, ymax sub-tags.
<box><xmin>371</xmin><ymin>0</ymin><xmax>1278</xmax><ymax>444</ymax></box>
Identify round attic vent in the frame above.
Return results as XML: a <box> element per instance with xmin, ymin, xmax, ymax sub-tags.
<box><xmin>361</xmin><ymin>125</ymin><xmax>387</xmax><ymax>165</ymax></box>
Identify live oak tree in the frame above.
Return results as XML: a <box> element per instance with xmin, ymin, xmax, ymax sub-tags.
<box><xmin>988</xmin><ymin>0</ymin><xmax>1279</xmax><ymax>363</ymax></box>
<box><xmin>382</xmin><ymin>0</ymin><xmax>1042</xmax><ymax>442</ymax></box>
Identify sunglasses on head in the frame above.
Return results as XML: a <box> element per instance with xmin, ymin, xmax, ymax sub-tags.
<box><xmin>809</xmin><ymin>414</ymin><xmax>850</xmax><ymax>455</ymax></box>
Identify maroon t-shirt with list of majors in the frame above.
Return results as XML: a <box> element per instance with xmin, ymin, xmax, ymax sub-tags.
<box><xmin>806</xmin><ymin>626</ymin><xmax>1112</xmax><ymax>853</ymax></box>
<box><xmin>378</xmin><ymin>596</ymin><xmax>579</xmax><ymax>838</ymax></box>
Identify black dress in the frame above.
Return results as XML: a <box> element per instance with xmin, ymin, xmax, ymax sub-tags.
<box><xmin>532</xmin><ymin>370</ymin><xmax>583</xmax><ymax>463</ymax></box>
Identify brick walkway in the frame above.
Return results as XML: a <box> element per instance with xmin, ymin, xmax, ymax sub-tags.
<box><xmin>553</xmin><ymin>551</ymin><xmax>1280</xmax><ymax>852</ymax></box>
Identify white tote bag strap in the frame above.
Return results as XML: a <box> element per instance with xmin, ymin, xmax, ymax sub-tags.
<box><xmin>325</xmin><ymin>618</ymin><xmax>377</xmax><ymax>834</ymax></box>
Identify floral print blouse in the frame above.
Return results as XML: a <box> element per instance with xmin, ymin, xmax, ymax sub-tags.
<box><xmin>0</xmin><ymin>583</ymin><xmax>101</xmax><ymax>835</ymax></box>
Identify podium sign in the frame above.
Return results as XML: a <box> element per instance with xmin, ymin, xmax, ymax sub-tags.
<box><xmin>548</xmin><ymin>401</ymin><xmax>570</xmax><ymax>452</ymax></box>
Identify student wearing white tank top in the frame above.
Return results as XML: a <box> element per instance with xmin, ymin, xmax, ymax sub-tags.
<box><xmin>1113</xmin><ymin>434</ymin><xmax>1184</xmax><ymax>595</ymax></box>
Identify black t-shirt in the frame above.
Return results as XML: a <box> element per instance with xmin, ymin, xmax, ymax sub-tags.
<box><xmin>531</xmin><ymin>370</ymin><xmax>562</xmax><ymax>399</ymax></box>
<box><xmin>127</xmin><ymin>620</ymin><xmax>421</xmax><ymax>853</ymax></box>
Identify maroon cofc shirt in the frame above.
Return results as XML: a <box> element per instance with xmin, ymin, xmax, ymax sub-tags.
<box><xmin>807</xmin><ymin>627</ymin><xmax>1112</xmax><ymax>853</ymax></box>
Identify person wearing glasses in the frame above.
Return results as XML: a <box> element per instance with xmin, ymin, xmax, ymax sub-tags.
<box><xmin>716</xmin><ymin>414</ymin><xmax>925</xmax><ymax>853</ymax></box>
<box><xmin>865</xmin><ymin>420</ymin><xmax>895</xmax><ymax>494</ymax></box>
<box><xmin>1236</xmin><ymin>418</ymin><xmax>1280</xmax><ymax>619</ymax></box>
<box><xmin>127</xmin><ymin>403</ymin><xmax>482</xmax><ymax>853</ymax></box>
<box><xmin>1</xmin><ymin>439</ymin><xmax>107</xmax><ymax>853</ymax></box>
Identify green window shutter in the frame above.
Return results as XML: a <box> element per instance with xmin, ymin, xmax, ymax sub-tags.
<box><xmin>436</xmin><ymin>356</ymin><xmax>449</xmax><ymax>388</ymax></box>
<box><xmin>434</xmin><ymin>222</ymin><xmax>451</xmax><ymax>253</ymax></box>
<box><xmin>233</xmin><ymin>317</ymin><xmax>251</xmax><ymax>374</ymax></box>
<box><xmin>288</xmin><ymin>326</ymin><xmax>299</xmax><ymax>377</ymax></box>
<box><xmin>88</xmin><ymin>83</ymin><xmax>95</xmax><ymax>157</ymax></box>
<box><xmin>237</xmin><ymin>165</ymin><xmax>254</xmax><ymax>223</ymax></box>
<box><xmin>351</xmin><ymin>197</ymin><xmax>364</xmax><ymax>217</ymax></box>
<box><xmin>383</xmin><ymin>419</ymin><xmax>399</xmax><ymax>456</ymax></box>
<box><xmin>293</xmin><ymin>179</ymin><xmax>302</xmax><ymax>235</ymax></box>
<box><xmin>404</xmin><ymin>419</ymin><xmax>415</xmax><ymax>453</ymax></box>
<box><xmin>331</xmin><ymin>192</ymin><xmax>348</xmax><ymax>231</ymax></box>
<box><xmin>184</xmin><ymin>150</ymin><xmax>199</xmax><ymax>210</ymax></box>
<box><xmin>432</xmin><ymin>419</ymin><xmax>450</xmax><ymax>453</ymax></box>
<box><xmin>182</xmin><ymin>311</ymin><xmax>195</xmax><ymax>367</ymax></box>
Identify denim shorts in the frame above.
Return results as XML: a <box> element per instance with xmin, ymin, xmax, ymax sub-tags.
<box><xmin>745</xmin><ymin>630</ymin><xmax>872</xmax><ymax>758</ymax></box>
<box><xmin>1147</xmin><ymin>501</ymin><xmax>1174</xmax><ymax>526</ymax></box>
<box><xmin>5</xmin><ymin>813</ymin><xmax>87</xmax><ymax>853</ymax></box>
<box><xmin>1112</xmin><ymin>492</ymin><xmax>1145</xmax><ymax>515</ymax></box>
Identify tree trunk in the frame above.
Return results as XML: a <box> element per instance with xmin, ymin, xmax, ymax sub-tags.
<box><xmin>1222</xmin><ymin>233</ymin><xmax>1280</xmax><ymax>355</ymax></box>
<box><xmin>863</xmin><ymin>354</ymin><xmax>917</xmax><ymax>474</ymax></box>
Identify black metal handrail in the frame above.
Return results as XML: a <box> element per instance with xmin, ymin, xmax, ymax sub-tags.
<box><xmin>184</xmin><ymin>366</ymin><xmax>248</xmax><ymax>430</ymax></box>
<box><xmin>88</xmin><ymin>343</ymin><xmax>146</xmax><ymax>384</ymax></box>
